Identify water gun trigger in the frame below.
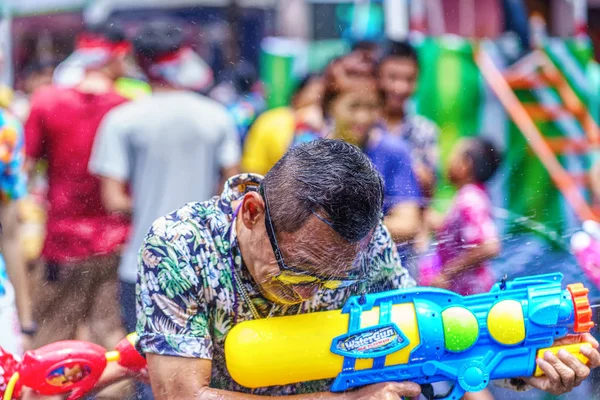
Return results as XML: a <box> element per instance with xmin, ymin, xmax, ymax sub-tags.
<box><xmin>418</xmin><ymin>382</ymin><xmax>465</xmax><ymax>400</ymax></box>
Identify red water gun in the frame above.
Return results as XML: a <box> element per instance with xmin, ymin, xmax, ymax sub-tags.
<box><xmin>1</xmin><ymin>333</ymin><xmax>147</xmax><ymax>400</ymax></box>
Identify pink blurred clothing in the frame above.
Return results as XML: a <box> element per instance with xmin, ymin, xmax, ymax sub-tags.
<box><xmin>437</xmin><ymin>183</ymin><xmax>498</xmax><ymax>295</ymax></box>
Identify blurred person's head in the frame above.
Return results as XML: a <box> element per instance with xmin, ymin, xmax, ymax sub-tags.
<box><xmin>233</xmin><ymin>59</ymin><xmax>258</xmax><ymax>94</ymax></box>
<box><xmin>291</xmin><ymin>74</ymin><xmax>324</xmax><ymax>110</ymax></box>
<box><xmin>23</xmin><ymin>60</ymin><xmax>55</xmax><ymax>94</ymax></box>
<box><xmin>236</xmin><ymin>139</ymin><xmax>383</xmax><ymax>304</ymax></box>
<box><xmin>52</xmin><ymin>21</ymin><xmax>131</xmax><ymax>86</ymax></box>
<box><xmin>351</xmin><ymin>40</ymin><xmax>380</xmax><ymax>73</ymax></box>
<box><xmin>133</xmin><ymin>19</ymin><xmax>213</xmax><ymax>91</ymax></box>
<box><xmin>377</xmin><ymin>40</ymin><xmax>419</xmax><ymax>117</ymax></box>
<box><xmin>448</xmin><ymin>137</ymin><xmax>502</xmax><ymax>187</ymax></box>
<box><xmin>322</xmin><ymin>57</ymin><xmax>381</xmax><ymax>147</ymax></box>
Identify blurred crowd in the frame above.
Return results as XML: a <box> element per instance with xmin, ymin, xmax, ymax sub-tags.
<box><xmin>0</xmin><ymin>16</ymin><xmax>505</xmax><ymax>400</ymax></box>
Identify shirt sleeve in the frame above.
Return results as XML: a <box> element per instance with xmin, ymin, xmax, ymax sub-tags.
<box><xmin>458</xmin><ymin>189</ymin><xmax>498</xmax><ymax>246</ymax></box>
<box><xmin>0</xmin><ymin>120</ymin><xmax>27</xmax><ymax>202</ymax></box>
<box><xmin>88</xmin><ymin>107</ymin><xmax>131</xmax><ymax>182</ymax></box>
<box><xmin>216</xmin><ymin>109</ymin><xmax>241</xmax><ymax>170</ymax></box>
<box><xmin>136</xmin><ymin>216</ymin><xmax>213</xmax><ymax>359</ymax></box>
<box><xmin>362</xmin><ymin>220</ymin><xmax>416</xmax><ymax>292</ymax></box>
<box><xmin>24</xmin><ymin>91</ymin><xmax>47</xmax><ymax>160</ymax></box>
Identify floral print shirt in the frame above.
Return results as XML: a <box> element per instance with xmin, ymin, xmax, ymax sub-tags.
<box><xmin>136</xmin><ymin>173</ymin><xmax>415</xmax><ymax>394</ymax></box>
<box><xmin>436</xmin><ymin>183</ymin><xmax>498</xmax><ymax>295</ymax></box>
<box><xmin>0</xmin><ymin>110</ymin><xmax>26</xmax><ymax>297</ymax></box>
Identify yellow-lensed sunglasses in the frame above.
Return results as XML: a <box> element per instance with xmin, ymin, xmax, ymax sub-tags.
<box><xmin>260</xmin><ymin>184</ymin><xmax>365</xmax><ymax>290</ymax></box>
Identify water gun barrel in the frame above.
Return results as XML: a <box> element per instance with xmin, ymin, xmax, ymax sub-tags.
<box><xmin>224</xmin><ymin>274</ymin><xmax>594</xmax><ymax>398</ymax></box>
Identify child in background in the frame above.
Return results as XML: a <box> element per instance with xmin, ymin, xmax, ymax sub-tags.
<box><xmin>429</xmin><ymin>137</ymin><xmax>502</xmax><ymax>296</ymax></box>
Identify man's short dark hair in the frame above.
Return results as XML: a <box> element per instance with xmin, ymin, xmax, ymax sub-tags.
<box><xmin>263</xmin><ymin>139</ymin><xmax>384</xmax><ymax>243</ymax></box>
<box><xmin>86</xmin><ymin>20</ymin><xmax>128</xmax><ymax>44</ymax></box>
<box><xmin>379</xmin><ymin>40</ymin><xmax>419</xmax><ymax>66</ymax></box>
<box><xmin>133</xmin><ymin>19</ymin><xmax>185</xmax><ymax>61</ymax></box>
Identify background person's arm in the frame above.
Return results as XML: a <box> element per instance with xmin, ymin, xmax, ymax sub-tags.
<box><xmin>99</xmin><ymin>177</ymin><xmax>132</xmax><ymax>215</ymax></box>
<box><xmin>1</xmin><ymin>200</ymin><xmax>34</xmax><ymax>332</ymax></box>
<box><xmin>89</xmin><ymin>106</ymin><xmax>133</xmax><ymax>215</ymax></box>
<box><xmin>2</xmin><ymin>118</ymin><xmax>34</xmax><ymax>340</ymax></box>
<box><xmin>384</xmin><ymin>201</ymin><xmax>420</xmax><ymax>244</ymax></box>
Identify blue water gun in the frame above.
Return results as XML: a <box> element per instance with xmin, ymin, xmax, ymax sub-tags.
<box><xmin>225</xmin><ymin>273</ymin><xmax>595</xmax><ymax>399</ymax></box>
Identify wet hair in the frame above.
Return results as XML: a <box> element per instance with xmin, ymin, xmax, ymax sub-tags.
<box><xmin>263</xmin><ymin>139</ymin><xmax>384</xmax><ymax>243</ymax></box>
<box><xmin>378</xmin><ymin>40</ymin><xmax>419</xmax><ymax>68</ymax></box>
<box><xmin>132</xmin><ymin>19</ymin><xmax>184</xmax><ymax>64</ymax></box>
<box><xmin>465</xmin><ymin>137</ymin><xmax>502</xmax><ymax>183</ymax></box>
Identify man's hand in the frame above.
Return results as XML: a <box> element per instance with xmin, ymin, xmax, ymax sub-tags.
<box><xmin>349</xmin><ymin>382</ymin><xmax>421</xmax><ymax>400</ymax></box>
<box><xmin>523</xmin><ymin>333</ymin><xmax>600</xmax><ymax>395</ymax></box>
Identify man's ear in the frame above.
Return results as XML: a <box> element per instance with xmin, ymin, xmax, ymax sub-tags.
<box><xmin>239</xmin><ymin>191</ymin><xmax>266</xmax><ymax>230</ymax></box>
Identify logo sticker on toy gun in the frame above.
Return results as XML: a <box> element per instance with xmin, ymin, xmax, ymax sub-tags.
<box><xmin>331</xmin><ymin>324</ymin><xmax>409</xmax><ymax>358</ymax></box>
<box><xmin>46</xmin><ymin>362</ymin><xmax>92</xmax><ymax>387</ymax></box>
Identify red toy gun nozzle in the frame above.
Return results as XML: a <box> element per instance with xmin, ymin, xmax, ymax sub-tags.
<box><xmin>567</xmin><ymin>283</ymin><xmax>595</xmax><ymax>333</ymax></box>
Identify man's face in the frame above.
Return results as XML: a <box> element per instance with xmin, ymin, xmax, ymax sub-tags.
<box><xmin>378</xmin><ymin>57</ymin><xmax>418</xmax><ymax>113</ymax></box>
<box><xmin>239</xmin><ymin>193</ymin><xmax>369</xmax><ymax>306</ymax></box>
<box><xmin>331</xmin><ymin>89</ymin><xmax>381</xmax><ymax>147</ymax></box>
<box><xmin>259</xmin><ymin>216</ymin><xmax>368</xmax><ymax>305</ymax></box>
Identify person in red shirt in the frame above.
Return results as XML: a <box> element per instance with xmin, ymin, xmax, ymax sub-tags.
<box><xmin>24</xmin><ymin>22</ymin><xmax>131</xmax><ymax>354</ymax></box>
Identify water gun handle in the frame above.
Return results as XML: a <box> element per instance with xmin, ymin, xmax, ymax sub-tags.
<box><xmin>424</xmin><ymin>342</ymin><xmax>594</xmax><ymax>400</ymax></box>
<box><xmin>534</xmin><ymin>342</ymin><xmax>592</xmax><ymax>376</ymax></box>
<box><xmin>114</xmin><ymin>333</ymin><xmax>147</xmax><ymax>374</ymax></box>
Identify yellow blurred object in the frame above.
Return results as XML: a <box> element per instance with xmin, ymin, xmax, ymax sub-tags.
<box><xmin>0</xmin><ymin>85</ymin><xmax>13</xmax><ymax>109</ymax></box>
<box><xmin>19</xmin><ymin>196</ymin><xmax>46</xmax><ymax>262</ymax></box>
<box><xmin>224</xmin><ymin>303</ymin><xmax>420</xmax><ymax>389</ymax></box>
<box><xmin>115</xmin><ymin>77</ymin><xmax>151</xmax><ymax>100</ymax></box>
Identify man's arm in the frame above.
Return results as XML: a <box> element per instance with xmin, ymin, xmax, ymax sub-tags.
<box><xmin>379</xmin><ymin>141</ymin><xmax>423</xmax><ymax>245</ymax></box>
<box><xmin>146</xmin><ymin>354</ymin><xmax>420</xmax><ymax>400</ymax></box>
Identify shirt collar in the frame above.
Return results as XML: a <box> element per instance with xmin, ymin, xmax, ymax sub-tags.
<box><xmin>217</xmin><ymin>173</ymin><xmax>263</xmax><ymax>214</ymax></box>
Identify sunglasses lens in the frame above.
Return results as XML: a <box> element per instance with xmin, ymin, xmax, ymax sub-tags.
<box><xmin>276</xmin><ymin>272</ymin><xmax>319</xmax><ymax>286</ymax></box>
<box><xmin>323</xmin><ymin>279</ymin><xmax>357</xmax><ymax>290</ymax></box>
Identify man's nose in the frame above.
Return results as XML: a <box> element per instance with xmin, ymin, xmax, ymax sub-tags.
<box><xmin>394</xmin><ymin>80</ymin><xmax>411</xmax><ymax>94</ymax></box>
